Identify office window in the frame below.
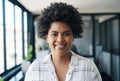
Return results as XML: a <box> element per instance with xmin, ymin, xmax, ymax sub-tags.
<box><xmin>15</xmin><ymin>5</ymin><xmax>23</xmax><ymax>65</ymax></box>
<box><xmin>24</xmin><ymin>12</ymin><xmax>28</xmax><ymax>57</ymax></box>
<box><xmin>100</xmin><ymin>23</ymin><xmax>107</xmax><ymax>50</ymax></box>
<box><xmin>112</xmin><ymin>54</ymin><xmax>120</xmax><ymax>81</ymax></box>
<box><xmin>0</xmin><ymin>0</ymin><xmax>4</xmax><ymax>73</ymax></box>
<box><xmin>111</xmin><ymin>19</ymin><xmax>119</xmax><ymax>53</ymax></box>
<box><xmin>106</xmin><ymin>21</ymin><xmax>111</xmax><ymax>51</ymax></box>
<box><xmin>5</xmin><ymin>0</ymin><xmax>15</xmax><ymax>69</ymax></box>
<box><xmin>9</xmin><ymin>71</ymin><xmax>23</xmax><ymax>81</ymax></box>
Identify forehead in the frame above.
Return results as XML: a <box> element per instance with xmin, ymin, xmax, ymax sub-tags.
<box><xmin>49</xmin><ymin>22</ymin><xmax>72</xmax><ymax>32</ymax></box>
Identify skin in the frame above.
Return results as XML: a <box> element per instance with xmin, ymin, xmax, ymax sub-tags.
<box><xmin>46</xmin><ymin>22</ymin><xmax>74</xmax><ymax>81</ymax></box>
<box><xmin>46</xmin><ymin>22</ymin><xmax>74</xmax><ymax>57</ymax></box>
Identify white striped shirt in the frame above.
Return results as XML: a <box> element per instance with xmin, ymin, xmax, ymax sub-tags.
<box><xmin>25</xmin><ymin>51</ymin><xmax>102</xmax><ymax>81</ymax></box>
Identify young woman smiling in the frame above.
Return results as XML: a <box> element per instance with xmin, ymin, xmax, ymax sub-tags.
<box><xmin>25</xmin><ymin>2</ymin><xmax>102</xmax><ymax>81</ymax></box>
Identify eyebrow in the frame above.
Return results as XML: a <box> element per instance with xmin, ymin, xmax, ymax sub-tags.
<box><xmin>50</xmin><ymin>31</ymin><xmax>71</xmax><ymax>33</ymax></box>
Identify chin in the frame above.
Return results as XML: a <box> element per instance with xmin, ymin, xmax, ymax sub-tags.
<box><xmin>55</xmin><ymin>49</ymin><xmax>69</xmax><ymax>54</ymax></box>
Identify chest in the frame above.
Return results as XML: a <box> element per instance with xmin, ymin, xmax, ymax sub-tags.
<box><xmin>55</xmin><ymin>65</ymin><xmax>69</xmax><ymax>81</ymax></box>
<box><xmin>32</xmin><ymin>68</ymin><xmax>90</xmax><ymax>81</ymax></box>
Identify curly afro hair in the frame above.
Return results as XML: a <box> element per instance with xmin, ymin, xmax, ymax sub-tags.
<box><xmin>37</xmin><ymin>2</ymin><xmax>84</xmax><ymax>39</ymax></box>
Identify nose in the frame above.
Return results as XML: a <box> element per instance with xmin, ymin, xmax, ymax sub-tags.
<box><xmin>57</xmin><ymin>34</ymin><xmax>64</xmax><ymax>42</ymax></box>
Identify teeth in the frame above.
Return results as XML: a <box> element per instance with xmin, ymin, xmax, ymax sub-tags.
<box><xmin>55</xmin><ymin>44</ymin><xmax>66</xmax><ymax>48</ymax></box>
<box><xmin>57</xmin><ymin>44</ymin><xmax>64</xmax><ymax>46</ymax></box>
<box><xmin>57</xmin><ymin>44</ymin><xmax>65</xmax><ymax>46</ymax></box>
<box><xmin>55</xmin><ymin>43</ymin><xmax>65</xmax><ymax>46</ymax></box>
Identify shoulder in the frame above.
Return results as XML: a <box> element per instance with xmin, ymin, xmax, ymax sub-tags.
<box><xmin>74</xmin><ymin>54</ymin><xmax>102</xmax><ymax>81</ymax></box>
<box><xmin>72</xmin><ymin>52</ymin><xmax>97</xmax><ymax>70</ymax></box>
<box><xmin>31</xmin><ymin>54</ymin><xmax>50</xmax><ymax>66</ymax></box>
<box><xmin>26</xmin><ymin>54</ymin><xmax>50</xmax><ymax>72</ymax></box>
<box><xmin>24</xmin><ymin>54</ymin><xmax>50</xmax><ymax>81</ymax></box>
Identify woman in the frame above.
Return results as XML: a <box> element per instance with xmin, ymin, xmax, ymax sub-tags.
<box><xmin>25</xmin><ymin>2</ymin><xmax>102</xmax><ymax>81</ymax></box>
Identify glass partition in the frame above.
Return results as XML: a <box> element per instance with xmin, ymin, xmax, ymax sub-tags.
<box><xmin>24</xmin><ymin>11</ymin><xmax>28</xmax><ymax>57</ymax></box>
<box><xmin>0</xmin><ymin>0</ymin><xmax>4</xmax><ymax>73</ymax></box>
<box><xmin>5</xmin><ymin>0</ymin><xmax>15</xmax><ymax>69</ymax></box>
<box><xmin>15</xmin><ymin>5</ymin><xmax>23</xmax><ymax>65</ymax></box>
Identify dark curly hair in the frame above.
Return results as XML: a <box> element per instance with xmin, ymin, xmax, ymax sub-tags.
<box><xmin>37</xmin><ymin>2</ymin><xmax>84</xmax><ymax>39</ymax></box>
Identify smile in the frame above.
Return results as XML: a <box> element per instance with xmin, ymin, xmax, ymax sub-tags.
<box><xmin>54</xmin><ymin>44</ymin><xmax>66</xmax><ymax>49</ymax></box>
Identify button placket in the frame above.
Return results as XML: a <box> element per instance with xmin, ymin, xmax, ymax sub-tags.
<box><xmin>65</xmin><ymin>67</ymin><xmax>74</xmax><ymax>81</ymax></box>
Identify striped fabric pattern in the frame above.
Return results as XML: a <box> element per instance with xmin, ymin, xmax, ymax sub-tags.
<box><xmin>25</xmin><ymin>51</ymin><xmax>102</xmax><ymax>81</ymax></box>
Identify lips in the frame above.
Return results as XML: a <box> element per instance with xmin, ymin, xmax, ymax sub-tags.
<box><xmin>54</xmin><ymin>44</ymin><xmax>66</xmax><ymax>49</ymax></box>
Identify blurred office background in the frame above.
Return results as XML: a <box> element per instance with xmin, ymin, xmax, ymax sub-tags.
<box><xmin>0</xmin><ymin>0</ymin><xmax>120</xmax><ymax>81</ymax></box>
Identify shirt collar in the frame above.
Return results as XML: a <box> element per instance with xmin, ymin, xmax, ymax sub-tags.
<box><xmin>69</xmin><ymin>51</ymin><xmax>79</xmax><ymax>68</ymax></box>
<box><xmin>42</xmin><ymin>51</ymin><xmax>78</xmax><ymax>68</ymax></box>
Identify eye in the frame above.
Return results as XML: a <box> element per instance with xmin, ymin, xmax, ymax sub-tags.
<box><xmin>63</xmin><ymin>32</ymin><xmax>71</xmax><ymax>36</ymax></box>
<box><xmin>50</xmin><ymin>33</ymin><xmax>58</xmax><ymax>37</ymax></box>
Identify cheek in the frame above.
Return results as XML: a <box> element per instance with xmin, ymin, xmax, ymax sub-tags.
<box><xmin>47</xmin><ymin>38</ymin><xmax>56</xmax><ymax>45</ymax></box>
<box><xmin>66</xmin><ymin>38</ymin><xmax>73</xmax><ymax>47</ymax></box>
<box><xmin>67</xmin><ymin>37</ymin><xmax>74</xmax><ymax>43</ymax></box>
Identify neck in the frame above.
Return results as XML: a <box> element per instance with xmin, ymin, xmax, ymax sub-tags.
<box><xmin>51</xmin><ymin>51</ymin><xmax>71</xmax><ymax>65</ymax></box>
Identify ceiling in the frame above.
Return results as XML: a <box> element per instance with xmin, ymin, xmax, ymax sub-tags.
<box><xmin>18</xmin><ymin>0</ymin><xmax>120</xmax><ymax>15</ymax></box>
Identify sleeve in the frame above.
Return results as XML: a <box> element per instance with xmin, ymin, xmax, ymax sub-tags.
<box><xmin>87</xmin><ymin>60</ymin><xmax>102</xmax><ymax>81</ymax></box>
<box><xmin>24</xmin><ymin>59</ymin><xmax>42</xmax><ymax>81</ymax></box>
<box><xmin>24</xmin><ymin>64</ymin><xmax>33</xmax><ymax>81</ymax></box>
<box><xmin>90</xmin><ymin>69</ymin><xmax>102</xmax><ymax>81</ymax></box>
<box><xmin>24</xmin><ymin>60</ymin><xmax>39</xmax><ymax>81</ymax></box>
